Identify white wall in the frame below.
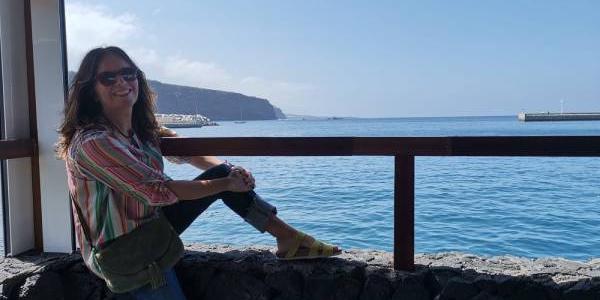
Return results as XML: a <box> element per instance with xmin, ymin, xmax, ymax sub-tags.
<box><xmin>30</xmin><ymin>0</ymin><xmax>70</xmax><ymax>253</ymax></box>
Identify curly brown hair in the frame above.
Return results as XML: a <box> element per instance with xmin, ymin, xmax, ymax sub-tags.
<box><xmin>56</xmin><ymin>46</ymin><xmax>160</xmax><ymax>159</ymax></box>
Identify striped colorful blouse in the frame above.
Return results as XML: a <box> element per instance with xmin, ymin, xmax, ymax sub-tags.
<box><xmin>66</xmin><ymin>124</ymin><xmax>178</xmax><ymax>277</ymax></box>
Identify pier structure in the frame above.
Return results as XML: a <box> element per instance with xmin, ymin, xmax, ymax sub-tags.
<box><xmin>518</xmin><ymin>112</ymin><xmax>600</xmax><ymax>122</ymax></box>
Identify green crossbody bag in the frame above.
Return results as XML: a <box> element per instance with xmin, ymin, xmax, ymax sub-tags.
<box><xmin>72</xmin><ymin>198</ymin><xmax>184</xmax><ymax>293</ymax></box>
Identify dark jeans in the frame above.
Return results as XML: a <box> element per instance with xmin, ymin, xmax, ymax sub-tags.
<box><xmin>162</xmin><ymin>163</ymin><xmax>277</xmax><ymax>235</ymax></box>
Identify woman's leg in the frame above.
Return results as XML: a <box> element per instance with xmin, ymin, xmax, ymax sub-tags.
<box><xmin>162</xmin><ymin>163</ymin><xmax>340</xmax><ymax>256</ymax></box>
<box><xmin>162</xmin><ymin>163</ymin><xmax>277</xmax><ymax>234</ymax></box>
<box><xmin>128</xmin><ymin>268</ymin><xmax>186</xmax><ymax>300</ymax></box>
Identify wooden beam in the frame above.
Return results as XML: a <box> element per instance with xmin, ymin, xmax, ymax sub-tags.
<box><xmin>352</xmin><ymin>137</ymin><xmax>451</xmax><ymax>155</ymax></box>
<box><xmin>160</xmin><ymin>136</ymin><xmax>600</xmax><ymax>157</ymax></box>
<box><xmin>394</xmin><ymin>155</ymin><xmax>415</xmax><ymax>271</ymax></box>
<box><xmin>0</xmin><ymin>139</ymin><xmax>35</xmax><ymax>159</ymax></box>
<box><xmin>160</xmin><ymin>137</ymin><xmax>356</xmax><ymax>156</ymax></box>
<box><xmin>449</xmin><ymin>136</ymin><xmax>600</xmax><ymax>156</ymax></box>
<box><xmin>24</xmin><ymin>0</ymin><xmax>43</xmax><ymax>252</ymax></box>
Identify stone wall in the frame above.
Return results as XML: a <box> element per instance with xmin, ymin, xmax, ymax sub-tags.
<box><xmin>1</xmin><ymin>244</ymin><xmax>599</xmax><ymax>299</ymax></box>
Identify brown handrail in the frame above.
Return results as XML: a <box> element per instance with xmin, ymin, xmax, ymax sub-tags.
<box><xmin>0</xmin><ymin>139</ymin><xmax>36</xmax><ymax>160</ymax></box>
<box><xmin>161</xmin><ymin>136</ymin><xmax>600</xmax><ymax>156</ymax></box>
<box><xmin>160</xmin><ymin>136</ymin><xmax>600</xmax><ymax>271</ymax></box>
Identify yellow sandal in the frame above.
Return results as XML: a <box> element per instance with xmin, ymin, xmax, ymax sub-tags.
<box><xmin>276</xmin><ymin>232</ymin><xmax>342</xmax><ymax>260</ymax></box>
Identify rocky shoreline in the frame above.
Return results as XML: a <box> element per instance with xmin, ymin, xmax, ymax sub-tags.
<box><xmin>2</xmin><ymin>243</ymin><xmax>599</xmax><ymax>299</ymax></box>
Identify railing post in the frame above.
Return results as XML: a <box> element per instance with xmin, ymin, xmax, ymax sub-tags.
<box><xmin>394</xmin><ymin>154</ymin><xmax>415</xmax><ymax>271</ymax></box>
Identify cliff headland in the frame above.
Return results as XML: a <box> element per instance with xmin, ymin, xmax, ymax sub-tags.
<box><xmin>150</xmin><ymin>80</ymin><xmax>286</xmax><ymax>121</ymax></box>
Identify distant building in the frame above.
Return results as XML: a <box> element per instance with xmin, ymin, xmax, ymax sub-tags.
<box><xmin>155</xmin><ymin>113</ymin><xmax>218</xmax><ymax>128</ymax></box>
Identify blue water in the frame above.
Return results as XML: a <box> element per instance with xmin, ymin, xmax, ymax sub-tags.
<box><xmin>164</xmin><ymin>116</ymin><xmax>600</xmax><ymax>261</ymax></box>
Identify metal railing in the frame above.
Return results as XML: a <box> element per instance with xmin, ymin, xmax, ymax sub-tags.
<box><xmin>160</xmin><ymin>136</ymin><xmax>600</xmax><ymax>270</ymax></box>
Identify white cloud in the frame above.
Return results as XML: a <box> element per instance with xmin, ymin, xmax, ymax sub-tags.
<box><xmin>127</xmin><ymin>48</ymin><xmax>160</xmax><ymax>68</ymax></box>
<box><xmin>162</xmin><ymin>56</ymin><xmax>233</xmax><ymax>90</ymax></box>
<box><xmin>65</xmin><ymin>1</ymin><xmax>315</xmax><ymax>110</ymax></box>
<box><xmin>65</xmin><ymin>3</ymin><xmax>140</xmax><ymax>70</ymax></box>
<box><xmin>238</xmin><ymin>77</ymin><xmax>315</xmax><ymax>103</ymax></box>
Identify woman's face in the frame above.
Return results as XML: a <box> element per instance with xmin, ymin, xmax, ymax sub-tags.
<box><xmin>94</xmin><ymin>54</ymin><xmax>139</xmax><ymax>116</ymax></box>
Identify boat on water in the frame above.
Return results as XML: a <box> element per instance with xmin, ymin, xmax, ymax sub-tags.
<box><xmin>518</xmin><ymin>112</ymin><xmax>600</xmax><ymax>122</ymax></box>
<box><xmin>235</xmin><ymin>105</ymin><xmax>246</xmax><ymax>123</ymax></box>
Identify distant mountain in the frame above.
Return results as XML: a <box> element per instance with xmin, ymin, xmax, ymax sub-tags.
<box><xmin>149</xmin><ymin>80</ymin><xmax>285</xmax><ymax>121</ymax></box>
<box><xmin>67</xmin><ymin>72</ymin><xmax>286</xmax><ymax>121</ymax></box>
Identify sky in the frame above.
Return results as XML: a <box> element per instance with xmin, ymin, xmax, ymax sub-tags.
<box><xmin>64</xmin><ymin>0</ymin><xmax>600</xmax><ymax>118</ymax></box>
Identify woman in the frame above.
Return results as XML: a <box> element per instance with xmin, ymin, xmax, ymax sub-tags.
<box><xmin>57</xmin><ymin>46</ymin><xmax>341</xmax><ymax>299</ymax></box>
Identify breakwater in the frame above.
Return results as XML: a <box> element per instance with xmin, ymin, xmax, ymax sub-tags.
<box><xmin>518</xmin><ymin>112</ymin><xmax>600</xmax><ymax>122</ymax></box>
<box><xmin>2</xmin><ymin>244</ymin><xmax>599</xmax><ymax>299</ymax></box>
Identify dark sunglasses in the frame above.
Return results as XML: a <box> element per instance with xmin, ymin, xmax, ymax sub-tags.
<box><xmin>95</xmin><ymin>67</ymin><xmax>139</xmax><ymax>86</ymax></box>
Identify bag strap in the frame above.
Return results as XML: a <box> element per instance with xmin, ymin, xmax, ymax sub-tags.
<box><xmin>70</xmin><ymin>195</ymin><xmax>97</xmax><ymax>251</ymax></box>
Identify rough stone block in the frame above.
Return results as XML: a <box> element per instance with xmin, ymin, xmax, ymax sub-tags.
<box><xmin>391</xmin><ymin>274</ymin><xmax>429</xmax><ymax>300</ymax></box>
<box><xmin>17</xmin><ymin>272</ymin><xmax>63</xmax><ymax>300</ymax></box>
<box><xmin>438</xmin><ymin>278</ymin><xmax>479</xmax><ymax>300</ymax></box>
<box><xmin>563</xmin><ymin>279</ymin><xmax>600</xmax><ymax>300</ymax></box>
<box><xmin>265</xmin><ymin>270</ymin><xmax>304</xmax><ymax>300</ymax></box>
<box><xmin>62</xmin><ymin>264</ymin><xmax>108</xmax><ymax>300</ymax></box>
<box><xmin>360</xmin><ymin>273</ymin><xmax>393</xmax><ymax>300</ymax></box>
<box><xmin>497</xmin><ymin>277</ymin><xmax>548</xmax><ymax>300</ymax></box>
<box><xmin>431</xmin><ymin>267</ymin><xmax>462</xmax><ymax>288</ymax></box>
<box><xmin>203</xmin><ymin>270</ymin><xmax>269</xmax><ymax>300</ymax></box>
<box><xmin>175</xmin><ymin>263</ymin><xmax>217</xmax><ymax>299</ymax></box>
<box><xmin>303</xmin><ymin>274</ymin><xmax>362</xmax><ymax>300</ymax></box>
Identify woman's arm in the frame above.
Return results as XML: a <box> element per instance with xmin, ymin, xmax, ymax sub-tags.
<box><xmin>165</xmin><ymin>179</ymin><xmax>228</xmax><ymax>200</ymax></box>
<box><xmin>156</xmin><ymin>126</ymin><xmax>255</xmax><ymax>199</ymax></box>
<box><xmin>188</xmin><ymin>155</ymin><xmax>225</xmax><ymax>170</ymax></box>
<box><xmin>74</xmin><ymin>131</ymin><xmax>254</xmax><ymax>205</ymax></box>
<box><xmin>74</xmin><ymin>133</ymin><xmax>179</xmax><ymax>206</ymax></box>
<box><xmin>166</xmin><ymin>167</ymin><xmax>253</xmax><ymax>200</ymax></box>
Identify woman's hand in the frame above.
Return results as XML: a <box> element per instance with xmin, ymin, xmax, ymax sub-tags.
<box><xmin>233</xmin><ymin>166</ymin><xmax>255</xmax><ymax>189</ymax></box>
<box><xmin>226</xmin><ymin>166</ymin><xmax>255</xmax><ymax>192</ymax></box>
<box><xmin>158</xmin><ymin>126</ymin><xmax>178</xmax><ymax>137</ymax></box>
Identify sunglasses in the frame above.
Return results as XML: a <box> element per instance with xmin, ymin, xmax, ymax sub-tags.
<box><xmin>95</xmin><ymin>67</ymin><xmax>139</xmax><ymax>86</ymax></box>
